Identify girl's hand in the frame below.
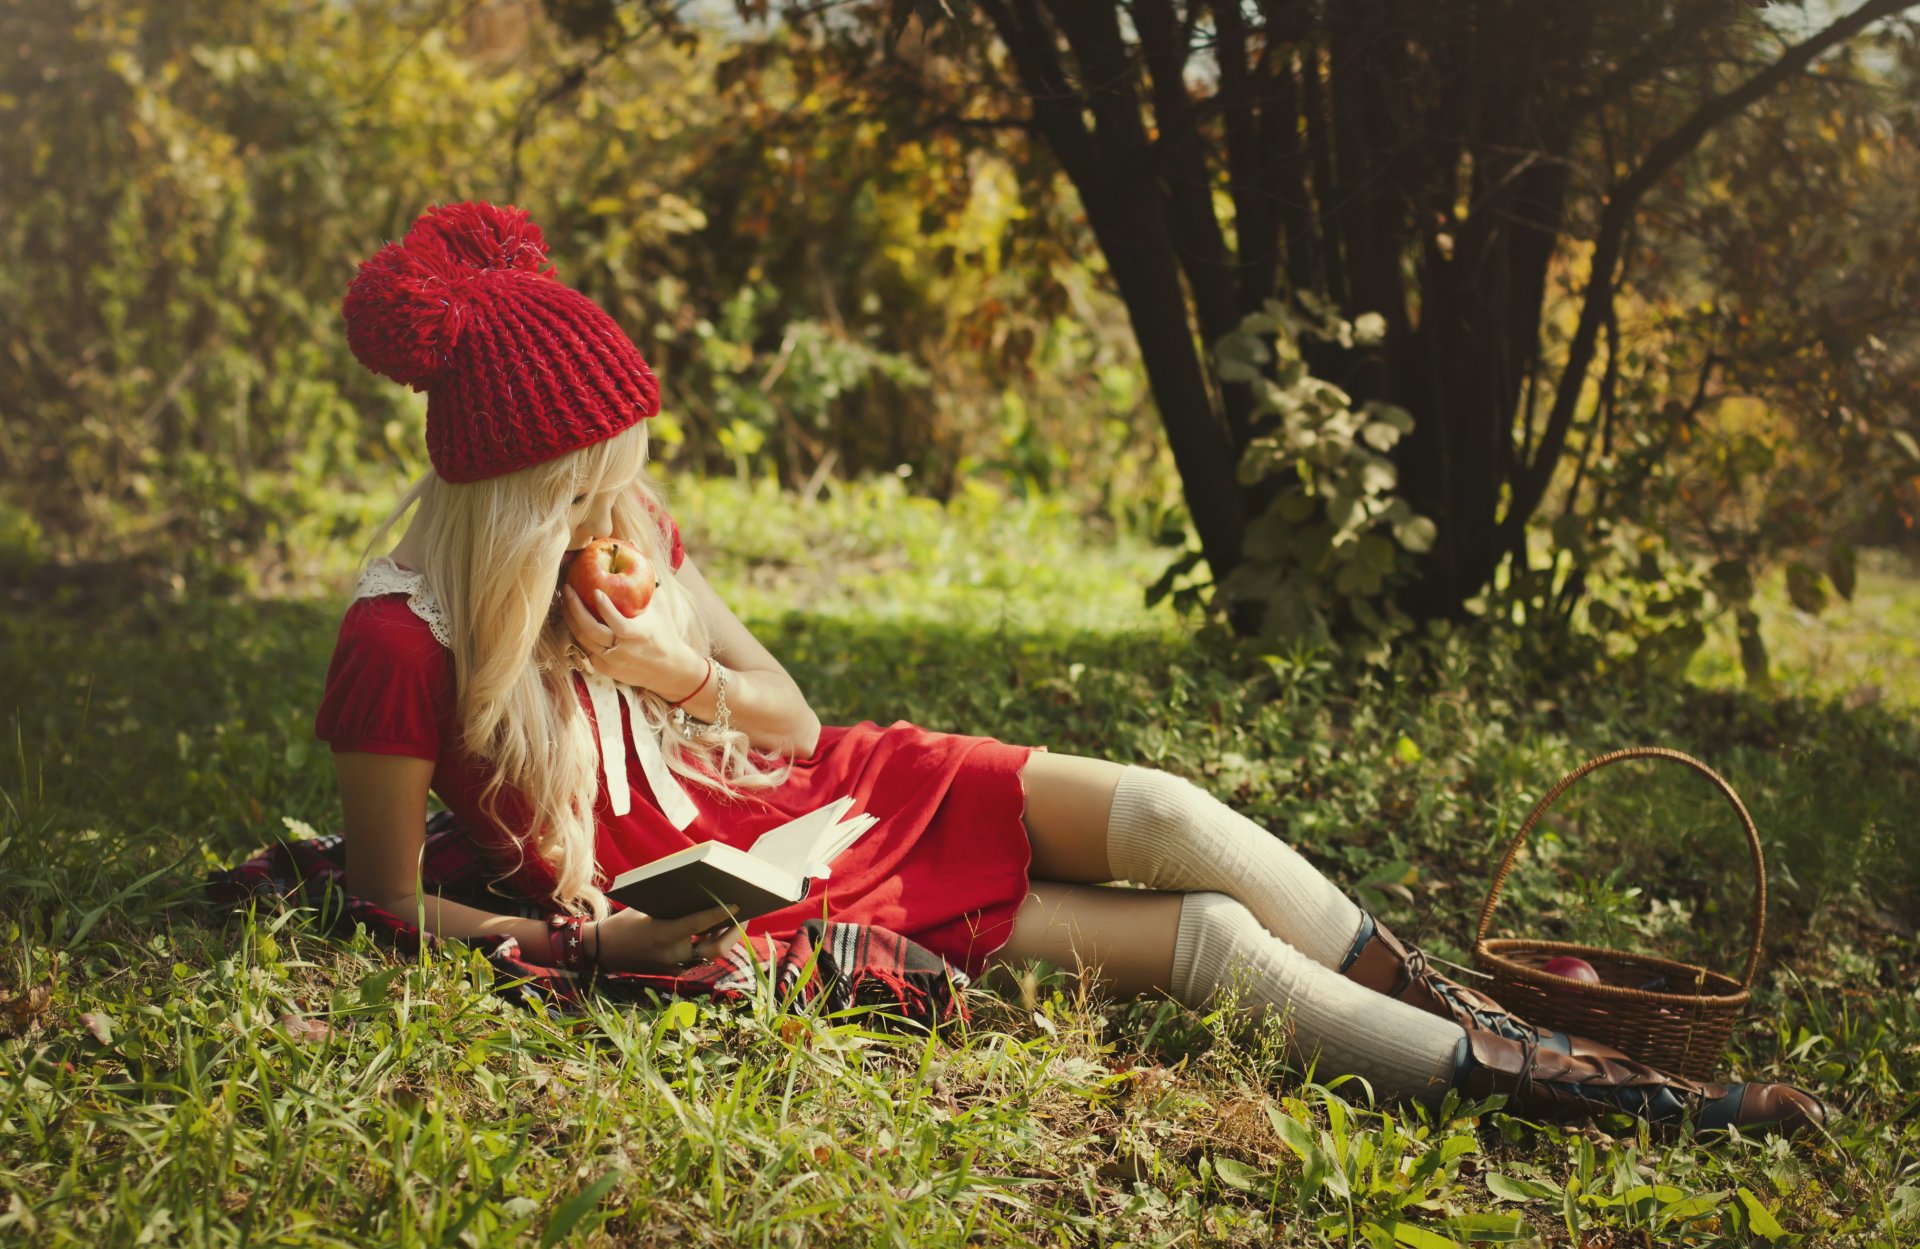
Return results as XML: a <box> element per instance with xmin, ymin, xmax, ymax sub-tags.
<box><xmin>590</xmin><ymin>904</ymin><xmax>745</xmax><ymax>974</ymax></box>
<box><xmin>563</xmin><ymin>583</ymin><xmax>707</xmax><ymax>699</ymax></box>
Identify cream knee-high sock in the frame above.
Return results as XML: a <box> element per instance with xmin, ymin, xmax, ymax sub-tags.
<box><xmin>1172</xmin><ymin>891</ymin><xmax>1466</xmax><ymax>1104</ymax></box>
<box><xmin>1106</xmin><ymin>765</ymin><xmax>1366</xmax><ymax>969</ymax></box>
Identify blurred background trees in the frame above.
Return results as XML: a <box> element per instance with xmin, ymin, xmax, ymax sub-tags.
<box><xmin>716</xmin><ymin>0</ymin><xmax>1920</xmax><ymax>666</ymax></box>
<box><xmin>3</xmin><ymin>0</ymin><xmax>1918</xmax><ymax>680</ymax></box>
<box><xmin>0</xmin><ymin>0</ymin><xmax>1180</xmax><ymax>594</ymax></box>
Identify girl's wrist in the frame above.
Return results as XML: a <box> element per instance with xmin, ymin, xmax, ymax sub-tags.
<box><xmin>667</xmin><ymin>657</ymin><xmax>714</xmax><ymax>707</ymax></box>
<box><xmin>661</xmin><ymin>648</ymin><xmax>711</xmax><ymax>704</ymax></box>
<box><xmin>546</xmin><ymin>913</ymin><xmax>591</xmax><ymax>971</ymax></box>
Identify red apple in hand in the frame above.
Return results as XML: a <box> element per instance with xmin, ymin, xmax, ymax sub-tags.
<box><xmin>1540</xmin><ymin>955</ymin><xmax>1602</xmax><ymax>985</ymax></box>
<box><xmin>565</xmin><ymin>537</ymin><xmax>656</xmax><ymax>623</ymax></box>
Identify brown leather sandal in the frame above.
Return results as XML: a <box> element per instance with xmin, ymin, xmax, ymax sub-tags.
<box><xmin>1340</xmin><ymin>910</ymin><xmax>1630</xmax><ymax>1060</ymax></box>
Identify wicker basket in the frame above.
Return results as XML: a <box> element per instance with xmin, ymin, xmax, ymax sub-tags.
<box><xmin>1471</xmin><ymin>747</ymin><xmax>1766</xmax><ymax>1081</ymax></box>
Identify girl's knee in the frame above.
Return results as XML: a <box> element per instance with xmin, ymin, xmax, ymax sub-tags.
<box><xmin>1177</xmin><ymin>889</ymin><xmax>1261</xmax><ymax>942</ymax></box>
<box><xmin>1115</xmin><ymin>764</ymin><xmax>1210</xmax><ymax>824</ymax></box>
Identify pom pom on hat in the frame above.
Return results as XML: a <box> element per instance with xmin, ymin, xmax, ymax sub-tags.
<box><xmin>340</xmin><ymin>200</ymin><xmax>660</xmax><ymax>482</ymax></box>
<box><xmin>406</xmin><ymin>200</ymin><xmax>554</xmax><ymax>275</ymax></box>
<box><xmin>343</xmin><ymin>202</ymin><xmax>557</xmax><ymax>389</ymax></box>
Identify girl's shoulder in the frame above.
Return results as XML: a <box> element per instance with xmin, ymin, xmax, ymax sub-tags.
<box><xmin>344</xmin><ymin>557</ymin><xmax>452</xmax><ymax>653</ymax></box>
<box><xmin>315</xmin><ymin>562</ymin><xmax>456</xmax><ymax>761</ymax></box>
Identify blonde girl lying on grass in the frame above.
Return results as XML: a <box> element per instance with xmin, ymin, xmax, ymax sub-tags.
<box><xmin>315</xmin><ymin>200</ymin><xmax>1826</xmax><ymax>1140</ymax></box>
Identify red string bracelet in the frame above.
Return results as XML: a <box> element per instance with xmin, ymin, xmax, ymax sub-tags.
<box><xmin>668</xmin><ymin>657</ymin><xmax>714</xmax><ymax>708</ymax></box>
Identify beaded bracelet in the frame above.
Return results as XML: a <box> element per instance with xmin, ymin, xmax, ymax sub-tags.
<box><xmin>547</xmin><ymin>913</ymin><xmax>591</xmax><ymax>972</ymax></box>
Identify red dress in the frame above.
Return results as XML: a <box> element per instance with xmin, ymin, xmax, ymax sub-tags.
<box><xmin>312</xmin><ymin>507</ymin><xmax>1043</xmax><ymax>978</ymax></box>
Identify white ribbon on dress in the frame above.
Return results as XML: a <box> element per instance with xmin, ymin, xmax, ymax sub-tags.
<box><xmin>580</xmin><ymin>670</ymin><xmax>701</xmax><ymax>830</ymax></box>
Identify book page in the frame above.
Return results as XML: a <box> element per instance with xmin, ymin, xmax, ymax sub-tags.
<box><xmin>747</xmin><ymin>796</ymin><xmax>856</xmax><ymax>879</ymax></box>
<box><xmin>815</xmin><ymin>814</ymin><xmax>877</xmax><ymax>870</ymax></box>
<box><xmin>794</xmin><ymin>813</ymin><xmax>877</xmax><ymax>880</ymax></box>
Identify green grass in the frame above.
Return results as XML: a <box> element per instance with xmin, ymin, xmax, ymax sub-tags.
<box><xmin>1689</xmin><ymin>547</ymin><xmax>1920</xmax><ymax>712</ymax></box>
<box><xmin>3</xmin><ymin>475</ymin><xmax>1917</xmax><ymax>1246</ymax></box>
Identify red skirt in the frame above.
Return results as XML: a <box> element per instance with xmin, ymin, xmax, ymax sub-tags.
<box><xmin>447</xmin><ymin>717</ymin><xmax>1046</xmax><ymax>981</ymax></box>
<box><xmin>720</xmin><ymin>720</ymin><xmax>1045</xmax><ymax>978</ymax></box>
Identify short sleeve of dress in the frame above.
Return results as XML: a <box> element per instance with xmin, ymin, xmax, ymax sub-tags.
<box><xmin>313</xmin><ymin>595</ymin><xmax>455</xmax><ymax>761</ymax></box>
<box><xmin>637</xmin><ymin>492</ymin><xmax>686</xmax><ymax>573</ymax></box>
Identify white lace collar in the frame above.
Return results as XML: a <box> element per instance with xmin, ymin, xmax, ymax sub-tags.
<box><xmin>353</xmin><ymin>556</ymin><xmax>450</xmax><ymax>649</ymax></box>
<box><xmin>349</xmin><ymin>555</ymin><xmax>698</xmax><ymax>830</ymax></box>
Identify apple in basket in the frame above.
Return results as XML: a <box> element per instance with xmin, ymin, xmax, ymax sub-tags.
<box><xmin>1541</xmin><ymin>955</ymin><xmax>1602</xmax><ymax>984</ymax></box>
<box><xmin>563</xmin><ymin>537</ymin><xmax>657</xmax><ymax>623</ymax></box>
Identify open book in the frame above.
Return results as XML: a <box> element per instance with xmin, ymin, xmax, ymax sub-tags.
<box><xmin>606</xmin><ymin>796</ymin><xmax>877</xmax><ymax>925</ymax></box>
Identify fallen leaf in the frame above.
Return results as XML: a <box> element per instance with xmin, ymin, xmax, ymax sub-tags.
<box><xmin>80</xmin><ymin>1011</ymin><xmax>115</xmax><ymax>1045</ymax></box>
<box><xmin>1</xmin><ymin>983</ymin><xmax>53</xmax><ymax>1037</ymax></box>
<box><xmin>278</xmin><ymin>1014</ymin><xmax>332</xmax><ymax>1043</ymax></box>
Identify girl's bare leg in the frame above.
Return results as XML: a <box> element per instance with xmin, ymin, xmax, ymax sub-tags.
<box><xmin>1017</xmin><ymin>750</ymin><xmax>1366</xmax><ymax>970</ymax></box>
<box><xmin>980</xmin><ymin>879</ymin><xmax>1185</xmax><ymax>999</ymax></box>
<box><xmin>1017</xmin><ymin>751</ymin><xmax>1128</xmax><ymax>883</ymax></box>
<box><xmin>981</xmin><ymin>881</ymin><xmax>1467</xmax><ymax>1103</ymax></box>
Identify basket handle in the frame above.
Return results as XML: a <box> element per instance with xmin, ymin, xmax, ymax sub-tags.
<box><xmin>1473</xmin><ymin>746</ymin><xmax>1768</xmax><ymax>990</ymax></box>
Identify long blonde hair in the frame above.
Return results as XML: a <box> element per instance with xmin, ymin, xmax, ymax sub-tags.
<box><xmin>358</xmin><ymin>421</ymin><xmax>794</xmax><ymax>919</ymax></box>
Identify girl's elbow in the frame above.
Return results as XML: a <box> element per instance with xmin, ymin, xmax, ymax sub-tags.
<box><xmin>791</xmin><ymin>708</ymin><xmax>822</xmax><ymax>759</ymax></box>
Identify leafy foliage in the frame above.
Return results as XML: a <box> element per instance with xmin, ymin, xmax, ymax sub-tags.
<box><xmin>1520</xmin><ymin>37</ymin><xmax>1920</xmax><ymax>683</ymax></box>
<box><xmin>1205</xmin><ymin>299</ymin><xmax>1435</xmax><ymax>662</ymax></box>
<box><xmin>0</xmin><ymin>0</ymin><xmax>1174</xmax><ymax>586</ymax></box>
<box><xmin>745</xmin><ymin>0</ymin><xmax>1920</xmax><ymax>644</ymax></box>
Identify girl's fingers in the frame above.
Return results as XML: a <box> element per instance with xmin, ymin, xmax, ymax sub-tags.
<box><xmin>565</xmin><ymin>585</ymin><xmax>625</xmax><ymax>644</ymax></box>
<box><xmin>698</xmin><ymin>927</ymin><xmax>742</xmax><ymax>958</ymax></box>
<box><xmin>676</xmin><ymin>904</ymin><xmax>737</xmax><ymax>937</ymax></box>
<box><xmin>595</xmin><ymin>590</ymin><xmax>639</xmax><ymax>639</ymax></box>
<box><xmin>563</xmin><ymin>585</ymin><xmax>596</xmax><ymax>628</ymax></box>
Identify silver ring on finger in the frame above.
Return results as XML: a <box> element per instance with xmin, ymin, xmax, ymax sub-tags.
<box><xmin>604</xmin><ymin>637</ymin><xmax>620</xmax><ymax>653</ymax></box>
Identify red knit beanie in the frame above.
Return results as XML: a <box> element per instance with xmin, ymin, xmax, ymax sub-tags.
<box><xmin>341</xmin><ymin>201</ymin><xmax>659</xmax><ymax>483</ymax></box>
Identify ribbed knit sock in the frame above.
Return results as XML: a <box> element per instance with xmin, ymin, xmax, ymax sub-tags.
<box><xmin>1106</xmin><ymin>765</ymin><xmax>1366</xmax><ymax>970</ymax></box>
<box><xmin>1172</xmin><ymin>891</ymin><xmax>1466</xmax><ymax>1104</ymax></box>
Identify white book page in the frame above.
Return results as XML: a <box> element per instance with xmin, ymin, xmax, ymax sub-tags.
<box><xmin>747</xmin><ymin>796</ymin><xmax>857</xmax><ymax>879</ymax></box>
<box><xmin>813</xmin><ymin>814</ymin><xmax>878</xmax><ymax>872</ymax></box>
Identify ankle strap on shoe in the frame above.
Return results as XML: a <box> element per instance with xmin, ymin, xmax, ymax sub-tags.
<box><xmin>1337</xmin><ymin>911</ymin><xmax>1378</xmax><ymax>975</ymax></box>
<box><xmin>1694</xmin><ymin>1085</ymin><xmax>1749</xmax><ymax>1133</ymax></box>
<box><xmin>1448</xmin><ymin>1033</ymin><xmax>1473</xmax><ymax>1091</ymax></box>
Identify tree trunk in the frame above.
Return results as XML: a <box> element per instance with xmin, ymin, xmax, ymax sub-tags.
<box><xmin>978</xmin><ymin>0</ymin><xmax>1249</xmax><ymax>589</ymax></box>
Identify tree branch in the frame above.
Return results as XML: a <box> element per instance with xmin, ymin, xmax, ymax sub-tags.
<box><xmin>1208</xmin><ymin>0</ymin><xmax>1288</xmax><ymax>311</ymax></box>
<box><xmin>974</xmin><ymin>0</ymin><xmax>1100</xmax><ymax>189</ymax></box>
<box><xmin>1497</xmin><ymin>0</ymin><xmax>1911</xmax><ymax>562</ymax></box>
<box><xmin>1121</xmin><ymin>0</ymin><xmax>1247</xmax><ymax>442</ymax></box>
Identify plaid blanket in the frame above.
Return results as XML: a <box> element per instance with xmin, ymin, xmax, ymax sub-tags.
<box><xmin>202</xmin><ymin>810</ymin><xmax>972</xmax><ymax>1031</ymax></box>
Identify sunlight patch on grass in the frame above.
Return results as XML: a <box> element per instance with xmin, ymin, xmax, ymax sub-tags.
<box><xmin>1689</xmin><ymin>548</ymin><xmax>1920</xmax><ymax>709</ymax></box>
